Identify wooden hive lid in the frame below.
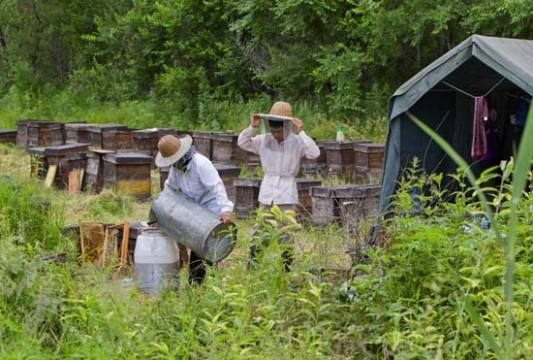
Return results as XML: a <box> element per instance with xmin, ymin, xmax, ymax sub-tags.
<box><xmin>320</xmin><ymin>140</ymin><xmax>357</xmax><ymax>150</ymax></box>
<box><xmin>44</xmin><ymin>143</ymin><xmax>90</xmax><ymax>156</ymax></box>
<box><xmin>296</xmin><ymin>178</ymin><xmax>322</xmax><ymax>187</ymax></box>
<box><xmin>214</xmin><ymin>163</ymin><xmax>241</xmax><ymax>176</ymax></box>
<box><xmin>212</xmin><ymin>132</ymin><xmax>237</xmax><ymax>142</ymax></box>
<box><xmin>88</xmin><ymin>124</ymin><xmax>128</xmax><ymax>133</ymax></box>
<box><xmin>17</xmin><ymin>119</ymin><xmax>55</xmax><ymax>126</ymax></box>
<box><xmin>234</xmin><ymin>178</ymin><xmax>262</xmax><ymax>187</ymax></box>
<box><xmin>132</xmin><ymin>128</ymin><xmax>160</xmax><ymax>139</ymax></box>
<box><xmin>310</xmin><ymin>186</ymin><xmax>332</xmax><ymax>198</ymax></box>
<box><xmin>27</xmin><ymin>120</ymin><xmax>63</xmax><ymax>129</ymax></box>
<box><xmin>0</xmin><ymin>129</ymin><xmax>17</xmax><ymax>135</ymax></box>
<box><xmin>65</xmin><ymin>123</ymin><xmax>89</xmax><ymax>130</ymax></box>
<box><xmin>192</xmin><ymin>130</ymin><xmax>213</xmax><ymax>138</ymax></box>
<box><xmin>103</xmin><ymin>152</ymin><xmax>153</xmax><ymax>165</ymax></box>
<box><xmin>332</xmin><ymin>184</ymin><xmax>381</xmax><ymax>198</ymax></box>
<box><xmin>27</xmin><ymin>147</ymin><xmax>46</xmax><ymax>156</ymax></box>
<box><xmin>354</xmin><ymin>142</ymin><xmax>385</xmax><ymax>153</ymax></box>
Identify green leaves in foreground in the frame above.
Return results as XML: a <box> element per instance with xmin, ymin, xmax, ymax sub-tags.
<box><xmin>407</xmin><ymin>105</ymin><xmax>533</xmax><ymax>358</ymax></box>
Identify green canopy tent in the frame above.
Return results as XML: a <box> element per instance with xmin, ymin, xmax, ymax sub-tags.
<box><xmin>378</xmin><ymin>34</ymin><xmax>533</xmax><ymax>214</ymax></box>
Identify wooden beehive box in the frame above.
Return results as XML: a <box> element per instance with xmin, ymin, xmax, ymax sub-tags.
<box><xmin>132</xmin><ymin>129</ymin><xmax>159</xmax><ymax>156</ymax></box>
<box><xmin>44</xmin><ymin>143</ymin><xmax>90</xmax><ymax>188</ymax></box>
<box><xmin>192</xmin><ymin>131</ymin><xmax>213</xmax><ymax>159</ymax></box>
<box><xmin>65</xmin><ymin>123</ymin><xmax>90</xmax><ymax>144</ymax></box>
<box><xmin>301</xmin><ymin>141</ymin><xmax>326</xmax><ymax>177</ymax></box>
<box><xmin>337</xmin><ymin>184</ymin><xmax>381</xmax><ymax>234</ymax></box>
<box><xmin>16</xmin><ymin>119</ymin><xmax>31</xmax><ymax>148</ymax></box>
<box><xmin>354</xmin><ymin>143</ymin><xmax>385</xmax><ymax>183</ymax></box>
<box><xmin>296</xmin><ymin>178</ymin><xmax>322</xmax><ymax>218</ymax></box>
<box><xmin>27</xmin><ymin>121</ymin><xmax>65</xmax><ymax>148</ymax></box>
<box><xmin>234</xmin><ymin>178</ymin><xmax>262</xmax><ymax>218</ymax></box>
<box><xmin>311</xmin><ymin>184</ymin><xmax>381</xmax><ymax>230</ymax></box>
<box><xmin>214</xmin><ymin>163</ymin><xmax>241</xmax><ymax>204</ymax></box>
<box><xmin>85</xmin><ymin>148</ymin><xmax>115</xmax><ymax>194</ymax></box>
<box><xmin>16</xmin><ymin>119</ymin><xmax>50</xmax><ymax>148</ymax></box>
<box><xmin>212</xmin><ymin>132</ymin><xmax>238</xmax><ymax>164</ymax></box>
<box><xmin>0</xmin><ymin>130</ymin><xmax>17</xmax><ymax>145</ymax></box>
<box><xmin>175</xmin><ymin>130</ymin><xmax>192</xmax><ymax>138</ymax></box>
<box><xmin>102</xmin><ymin>129</ymin><xmax>133</xmax><ymax>151</ymax></box>
<box><xmin>310</xmin><ymin>186</ymin><xmax>336</xmax><ymax>226</ymax></box>
<box><xmin>88</xmin><ymin>124</ymin><xmax>128</xmax><ymax>149</ymax></box>
<box><xmin>158</xmin><ymin>166</ymin><xmax>170</xmax><ymax>191</ymax></box>
<box><xmin>103</xmin><ymin>152</ymin><xmax>153</xmax><ymax>200</ymax></box>
<box><xmin>321</xmin><ymin>141</ymin><xmax>358</xmax><ymax>179</ymax></box>
<box><xmin>28</xmin><ymin>147</ymin><xmax>48</xmax><ymax>178</ymax></box>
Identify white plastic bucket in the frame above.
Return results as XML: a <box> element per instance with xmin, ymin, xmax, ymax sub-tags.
<box><xmin>134</xmin><ymin>229</ymin><xmax>180</xmax><ymax>295</ymax></box>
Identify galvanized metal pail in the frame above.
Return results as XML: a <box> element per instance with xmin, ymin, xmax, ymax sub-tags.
<box><xmin>151</xmin><ymin>187</ymin><xmax>237</xmax><ymax>263</ymax></box>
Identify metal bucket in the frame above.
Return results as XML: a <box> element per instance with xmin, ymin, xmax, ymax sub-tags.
<box><xmin>134</xmin><ymin>228</ymin><xmax>180</xmax><ymax>295</ymax></box>
<box><xmin>151</xmin><ymin>187</ymin><xmax>237</xmax><ymax>263</ymax></box>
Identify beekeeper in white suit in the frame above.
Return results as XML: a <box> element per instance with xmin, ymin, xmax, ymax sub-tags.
<box><xmin>238</xmin><ymin>101</ymin><xmax>320</xmax><ymax>268</ymax></box>
<box><xmin>155</xmin><ymin>134</ymin><xmax>234</xmax><ymax>284</ymax></box>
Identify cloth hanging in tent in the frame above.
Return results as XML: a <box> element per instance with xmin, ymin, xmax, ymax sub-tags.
<box><xmin>471</xmin><ymin>96</ymin><xmax>489</xmax><ymax>160</ymax></box>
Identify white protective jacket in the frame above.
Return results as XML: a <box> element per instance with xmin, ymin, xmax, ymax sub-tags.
<box><xmin>238</xmin><ymin>126</ymin><xmax>320</xmax><ymax>205</ymax></box>
<box><xmin>164</xmin><ymin>153</ymin><xmax>234</xmax><ymax>215</ymax></box>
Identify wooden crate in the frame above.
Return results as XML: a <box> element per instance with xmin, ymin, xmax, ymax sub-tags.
<box><xmin>27</xmin><ymin>121</ymin><xmax>64</xmax><ymax>148</ymax></box>
<box><xmin>88</xmin><ymin>124</ymin><xmax>128</xmax><ymax>149</ymax></box>
<box><xmin>338</xmin><ymin>185</ymin><xmax>381</xmax><ymax>234</ymax></box>
<box><xmin>354</xmin><ymin>143</ymin><xmax>385</xmax><ymax>183</ymax></box>
<box><xmin>159</xmin><ymin>166</ymin><xmax>170</xmax><ymax>191</ymax></box>
<box><xmin>16</xmin><ymin>119</ymin><xmax>50</xmax><ymax>148</ymax></box>
<box><xmin>102</xmin><ymin>129</ymin><xmax>133</xmax><ymax>151</ymax></box>
<box><xmin>65</xmin><ymin>123</ymin><xmax>90</xmax><ymax>144</ymax></box>
<box><xmin>301</xmin><ymin>141</ymin><xmax>326</xmax><ymax>177</ymax></box>
<box><xmin>212</xmin><ymin>132</ymin><xmax>238</xmax><ymax>164</ymax></box>
<box><xmin>175</xmin><ymin>130</ymin><xmax>192</xmax><ymax>138</ymax></box>
<box><xmin>296</xmin><ymin>178</ymin><xmax>322</xmax><ymax>218</ymax></box>
<box><xmin>132</xmin><ymin>129</ymin><xmax>159</xmax><ymax>156</ymax></box>
<box><xmin>0</xmin><ymin>130</ymin><xmax>17</xmax><ymax>145</ymax></box>
<box><xmin>311</xmin><ymin>186</ymin><xmax>336</xmax><ymax>226</ymax></box>
<box><xmin>192</xmin><ymin>131</ymin><xmax>213</xmax><ymax>159</ymax></box>
<box><xmin>311</xmin><ymin>184</ymin><xmax>381</xmax><ymax>230</ymax></box>
<box><xmin>85</xmin><ymin>148</ymin><xmax>115</xmax><ymax>194</ymax></box>
<box><xmin>16</xmin><ymin>119</ymin><xmax>30</xmax><ymax>148</ymax></box>
<box><xmin>28</xmin><ymin>147</ymin><xmax>48</xmax><ymax>178</ymax></box>
<box><xmin>321</xmin><ymin>141</ymin><xmax>358</xmax><ymax>179</ymax></box>
<box><xmin>214</xmin><ymin>163</ymin><xmax>241</xmax><ymax>204</ymax></box>
<box><xmin>103</xmin><ymin>152</ymin><xmax>153</xmax><ymax>200</ymax></box>
<box><xmin>44</xmin><ymin>143</ymin><xmax>90</xmax><ymax>188</ymax></box>
<box><xmin>234</xmin><ymin>178</ymin><xmax>262</xmax><ymax>218</ymax></box>
<box><xmin>134</xmin><ymin>128</ymin><xmax>184</xmax><ymax>161</ymax></box>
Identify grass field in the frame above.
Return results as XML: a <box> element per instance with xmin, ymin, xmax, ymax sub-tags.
<box><xmin>1</xmin><ymin>143</ymin><xmax>532</xmax><ymax>359</ymax></box>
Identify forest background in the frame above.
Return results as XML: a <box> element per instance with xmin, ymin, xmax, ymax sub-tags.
<box><xmin>0</xmin><ymin>0</ymin><xmax>532</xmax><ymax>140</ymax></box>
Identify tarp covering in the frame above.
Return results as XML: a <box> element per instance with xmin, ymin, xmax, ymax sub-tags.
<box><xmin>378</xmin><ymin>35</ymin><xmax>533</xmax><ymax>214</ymax></box>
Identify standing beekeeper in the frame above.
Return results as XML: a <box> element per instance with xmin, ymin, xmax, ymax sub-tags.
<box><xmin>155</xmin><ymin>134</ymin><xmax>234</xmax><ymax>284</ymax></box>
<box><xmin>238</xmin><ymin>101</ymin><xmax>320</xmax><ymax>267</ymax></box>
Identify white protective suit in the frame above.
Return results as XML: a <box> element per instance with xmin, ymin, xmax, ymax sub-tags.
<box><xmin>165</xmin><ymin>153</ymin><xmax>234</xmax><ymax>215</ymax></box>
<box><xmin>238</xmin><ymin>124</ymin><xmax>320</xmax><ymax>205</ymax></box>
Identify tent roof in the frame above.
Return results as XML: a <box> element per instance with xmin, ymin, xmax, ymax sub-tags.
<box><xmin>389</xmin><ymin>35</ymin><xmax>533</xmax><ymax>120</ymax></box>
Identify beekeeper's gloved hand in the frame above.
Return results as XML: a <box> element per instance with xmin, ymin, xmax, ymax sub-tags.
<box><xmin>251</xmin><ymin>114</ymin><xmax>261</xmax><ymax>128</ymax></box>
<box><xmin>221</xmin><ymin>211</ymin><xmax>232</xmax><ymax>224</ymax></box>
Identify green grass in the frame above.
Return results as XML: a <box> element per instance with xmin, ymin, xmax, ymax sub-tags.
<box><xmin>1</xmin><ymin>107</ymin><xmax>532</xmax><ymax>358</ymax></box>
<box><xmin>0</xmin><ymin>87</ymin><xmax>387</xmax><ymax>142</ymax></box>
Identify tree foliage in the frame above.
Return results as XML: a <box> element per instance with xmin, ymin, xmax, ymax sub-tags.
<box><xmin>0</xmin><ymin>0</ymin><xmax>531</xmax><ymax>120</ymax></box>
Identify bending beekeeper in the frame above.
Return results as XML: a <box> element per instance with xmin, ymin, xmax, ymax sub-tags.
<box><xmin>238</xmin><ymin>101</ymin><xmax>320</xmax><ymax>267</ymax></box>
<box><xmin>155</xmin><ymin>134</ymin><xmax>234</xmax><ymax>284</ymax></box>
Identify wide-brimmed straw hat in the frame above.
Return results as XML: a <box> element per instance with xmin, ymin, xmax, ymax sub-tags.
<box><xmin>270</xmin><ymin>101</ymin><xmax>293</xmax><ymax>117</ymax></box>
<box><xmin>155</xmin><ymin>135</ymin><xmax>193</xmax><ymax>168</ymax></box>
<box><xmin>257</xmin><ymin>101</ymin><xmax>294</xmax><ymax>125</ymax></box>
